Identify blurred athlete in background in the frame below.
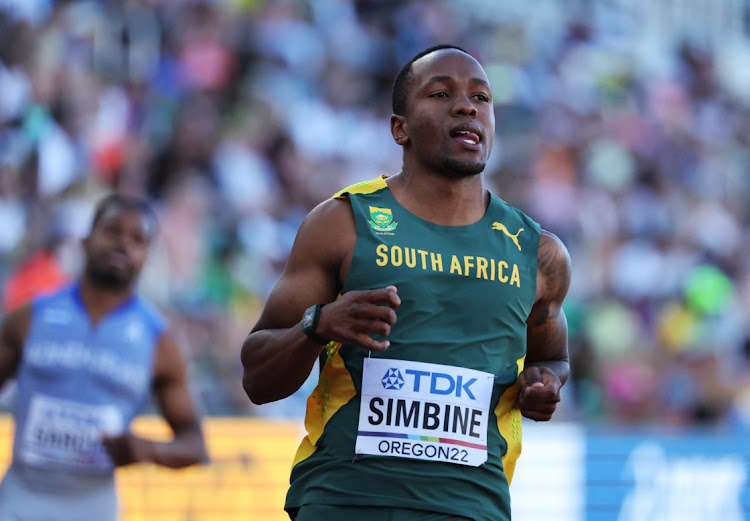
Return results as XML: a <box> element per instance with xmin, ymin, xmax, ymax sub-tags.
<box><xmin>0</xmin><ymin>193</ymin><xmax>207</xmax><ymax>521</ymax></box>
<box><xmin>241</xmin><ymin>45</ymin><xmax>571</xmax><ymax>521</ymax></box>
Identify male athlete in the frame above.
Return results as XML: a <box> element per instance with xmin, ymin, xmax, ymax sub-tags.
<box><xmin>241</xmin><ymin>44</ymin><xmax>571</xmax><ymax>521</ymax></box>
<box><xmin>0</xmin><ymin>194</ymin><xmax>207</xmax><ymax>521</ymax></box>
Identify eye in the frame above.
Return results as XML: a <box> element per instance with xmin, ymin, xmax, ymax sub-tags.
<box><xmin>475</xmin><ymin>93</ymin><xmax>491</xmax><ymax>102</ymax></box>
<box><xmin>100</xmin><ymin>223</ymin><xmax>120</xmax><ymax>238</ymax></box>
<box><xmin>429</xmin><ymin>92</ymin><xmax>449</xmax><ymax>98</ymax></box>
<box><xmin>129</xmin><ymin>232</ymin><xmax>149</xmax><ymax>247</ymax></box>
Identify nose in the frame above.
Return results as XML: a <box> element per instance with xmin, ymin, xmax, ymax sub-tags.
<box><xmin>452</xmin><ymin>94</ymin><xmax>477</xmax><ymax>118</ymax></box>
<box><xmin>109</xmin><ymin>229</ymin><xmax>134</xmax><ymax>253</ymax></box>
<box><xmin>111</xmin><ymin>235</ymin><xmax>130</xmax><ymax>254</ymax></box>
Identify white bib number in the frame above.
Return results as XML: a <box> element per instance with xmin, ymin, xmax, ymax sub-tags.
<box><xmin>20</xmin><ymin>394</ymin><xmax>124</xmax><ymax>470</ymax></box>
<box><xmin>356</xmin><ymin>358</ymin><xmax>494</xmax><ymax>467</ymax></box>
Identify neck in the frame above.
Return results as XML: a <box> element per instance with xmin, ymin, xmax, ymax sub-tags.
<box><xmin>78</xmin><ymin>278</ymin><xmax>134</xmax><ymax>324</ymax></box>
<box><xmin>387</xmin><ymin>169</ymin><xmax>488</xmax><ymax>226</ymax></box>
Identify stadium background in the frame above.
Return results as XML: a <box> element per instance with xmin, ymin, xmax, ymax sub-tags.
<box><xmin>0</xmin><ymin>0</ymin><xmax>749</xmax><ymax>519</ymax></box>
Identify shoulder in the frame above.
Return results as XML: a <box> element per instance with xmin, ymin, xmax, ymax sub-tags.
<box><xmin>130</xmin><ymin>295</ymin><xmax>169</xmax><ymax>337</ymax></box>
<box><xmin>538</xmin><ymin>230</ymin><xmax>570</xmax><ymax>268</ymax></box>
<box><xmin>1</xmin><ymin>301</ymin><xmax>33</xmax><ymax>348</ymax></box>
<box><xmin>287</xmin><ymin>179</ymin><xmax>393</xmax><ymax>286</ymax></box>
<box><xmin>33</xmin><ymin>284</ymin><xmax>76</xmax><ymax>308</ymax></box>
<box><xmin>296</xmin><ymin>177</ymin><xmax>389</xmax><ymax>248</ymax></box>
<box><xmin>286</xmin><ymin>193</ymin><xmax>356</xmax><ymax>277</ymax></box>
<box><xmin>4</xmin><ymin>285</ymin><xmax>74</xmax><ymax>337</ymax></box>
<box><xmin>299</xmin><ymin>196</ymin><xmax>354</xmax><ymax>238</ymax></box>
<box><xmin>537</xmin><ymin>229</ymin><xmax>572</xmax><ymax>301</ymax></box>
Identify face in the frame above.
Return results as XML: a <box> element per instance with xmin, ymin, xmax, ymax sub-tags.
<box><xmin>392</xmin><ymin>49</ymin><xmax>495</xmax><ymax>178</ymax></box>
<box><xmin>83</xmin><ymin>207</ymin><xmax>152</xmax><ymax>291</ymax></box>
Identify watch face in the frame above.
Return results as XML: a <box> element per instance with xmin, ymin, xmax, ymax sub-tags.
<box><xmin>302</xmin><ymin>307</ymin><xmax>315</xmax><ymax>329</ymax></box>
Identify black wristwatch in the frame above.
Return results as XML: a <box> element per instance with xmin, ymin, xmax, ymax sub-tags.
<box><xmin>301</xmin><ymin>304</ymin><xmax>329</xmax><ymax>345</ymax></box>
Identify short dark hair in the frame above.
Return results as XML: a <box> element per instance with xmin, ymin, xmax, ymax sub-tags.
<box><xmin>391</xmin><ymin>44</ymin><xmax>471</xmax><ymax>115</ymax></box>
<box><xmin>90</xmin><ymin>193</ymin><xmax>158</xmax><ymax>239</ymax></box>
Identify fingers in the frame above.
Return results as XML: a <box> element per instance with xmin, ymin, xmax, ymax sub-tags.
<box><xmin>319</xmin><ymin>286</ymin><xmax>400</xmax><ymax>350</ymax></box>
<box><xmin>521</xmin><ymin>404</ymin><xmax>558</xmax><ymax>422</ymax></box>
<box><xmin>518</xmin><ymin>387</ymin><xmax>560</xmax><ymax>421</ymax></box>
<box><xmin>336</xmin><ymin>315</ymin><xmax>395</xmax><ymax>352</ymax></box>
<box><xmin>350</xmin><ymin>318</ymin><xmax>393</xmax><ymax>338</ymax></box>
<box><xmin>349</xmin><ymin>302</ymin><xmax>398</xmax><ymax>325</ymax></box>
<box><xmin>375</xmin><ymin>285</ymin><xmax>400</xmax><ymax>304</ymax></box>
<box><xmin>358</xmin><ymin>334</ymin><xmax>391</xmax><ymax>352</ymax></box>
<box><xmin>102</xmin><ymin>433</ymin><xmax>152</xmax><ymax>466</ymax></box>
<box><xmin>517</xmin><ymin>367</ymin><xmax>562</xmax><ymax>421</ymax></box>
<box><xmin>354</xmin><ymin>286</ymin><xmax>401</xmax><ymax>313</ymax></box>
<box><xmin>102</xmin><ymin>434</ymin><xmax>129</xmax><ymax>466</ymax></box>
<box><xmin>521</xmin><ymin>382</ymin><xmax>560</xmax><ymax>402</ymax></box>
<box><xmin>518</xmin><ymin>367</ymin><xmax>561</xmax><ymax>395</ymax></box>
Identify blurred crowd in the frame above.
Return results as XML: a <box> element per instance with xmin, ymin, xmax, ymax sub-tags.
<box><xmin>0</xmin><ymin>0</ymin><xmax>749</xmax><ymax>428</ymax></box>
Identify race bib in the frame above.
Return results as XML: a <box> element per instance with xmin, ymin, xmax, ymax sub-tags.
<box><xmin>356</xmin><ymin>358</ymin><xmax>494</xmax><ymax>466</ymax></box>
<box><xmin>19</xmin><ymin>394</ymin><xmax>124</xmax><ymax>470</ymax></box>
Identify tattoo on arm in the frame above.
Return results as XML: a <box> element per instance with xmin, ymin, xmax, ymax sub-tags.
<box><xmin>527</xmin><ymin>230</ymin><xmax>571</xmax><ymax>364</ymax></box>
<box><xmin>537</xmin><ymin>231</ymin><xmax>571</xmax><ymax>304</ymax></box>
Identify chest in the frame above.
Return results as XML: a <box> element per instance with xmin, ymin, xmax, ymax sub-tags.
<box><xmin>22</xmin><ymin>309</ymin><xmax>155</xmax><ymax>398</ymax></box>
<box><xmin>347</xmin><ymin>205</ymin><xmax>536</xmax><ymax>317</ymax></box>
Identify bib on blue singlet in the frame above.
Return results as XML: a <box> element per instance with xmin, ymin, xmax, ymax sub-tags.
<box><xmin>19</xmin><ymin>394</ymin><xmax>124</xmax><ymax>470</ymax></box>
<box><xmin>356</xmin><ymin>358</ymin><xmax>494</xmax><ymax>466</ymax></box>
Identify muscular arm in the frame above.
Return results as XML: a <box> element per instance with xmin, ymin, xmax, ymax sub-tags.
<box><xmin>103</xmin><ymin>332</ymin><xmax>207</xmax><ymax>468</ymax></box>
<box><xmin>0</xmin><ymin>304</ymin><xmax>31</xmax><ymax>388</ymax></box>
<box><xmin>241</xmin><ymin>198</ymin><xmax>400</xmax><ymax>405</ymax></box>
<box><xmin>518</xmin><ymin>229</ymin><xmax>572</xmax><ymax>421</ymax></box>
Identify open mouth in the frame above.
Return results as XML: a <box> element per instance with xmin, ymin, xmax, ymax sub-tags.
<box><xmin>103</xmin><ymin>252</ymin><xmax>131</xmax><ymax>271</ymax></box>
<box><xmin>451</xmin><ymin>129</ymin><xmax>481</xmax><ymax>146</ymax></box>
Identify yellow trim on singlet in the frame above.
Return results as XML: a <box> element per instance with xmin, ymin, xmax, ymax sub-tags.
<box><xmin>291</xmin><ymin>341</ymin><xmax>357</xmax><ymax>468</ymax></box>
<box><xmin>496</xmin><ymin>355</ymin><xmax>525</xmax><ymax>485</ymax></box>
<box><xmin>333</xmin><ymin>175</ymin><xmax>389</xmax><ymax>199</ymax></box>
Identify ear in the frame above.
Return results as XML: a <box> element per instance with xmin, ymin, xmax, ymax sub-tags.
<box><xmin>390</xmin><ymin>114</ymin><xmax>409</xmax><ymax>146</ymax></box>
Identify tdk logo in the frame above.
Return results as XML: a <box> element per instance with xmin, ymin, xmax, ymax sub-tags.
<box><xmin>381</xmin><ymin>368</ymin><xmax>405</xmax><ymax>390</ymax></box>
<box><xmin>382</xmin><ymin>368</ymin><xmax>478</xmax><ymax>400</ymax></box>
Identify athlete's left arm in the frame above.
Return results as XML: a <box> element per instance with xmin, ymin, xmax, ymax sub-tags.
<box><xmin>103</xmin><ymin>331</ymin><xmax>208</xmax><ymax>468</ymax></box>
<box><xmin>518</xmin><ymin>229</ymin><xmax>572</xmax><ymax>422</ymax></box>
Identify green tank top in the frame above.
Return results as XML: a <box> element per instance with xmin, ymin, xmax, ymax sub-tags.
<box><xmin>286</xmin><ymin>177</ymin><xmax>541</xmax><ymax>521</ymax></box>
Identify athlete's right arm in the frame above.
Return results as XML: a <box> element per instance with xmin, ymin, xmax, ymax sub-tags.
<box><xmin>0</xmin><ymin>304</ymin><xmax>31</xmax><ymax>387</ymax></box>
<box><xmin>241</xmin><ymin>197</ymin><xmax>400</xmax><ymax>405</ymax></box>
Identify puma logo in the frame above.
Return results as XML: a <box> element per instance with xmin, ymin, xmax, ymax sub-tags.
<box><xmin>492</xmin><ymin>222</ymin><xmax>524</xmax><ymax>251</ymax></box>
